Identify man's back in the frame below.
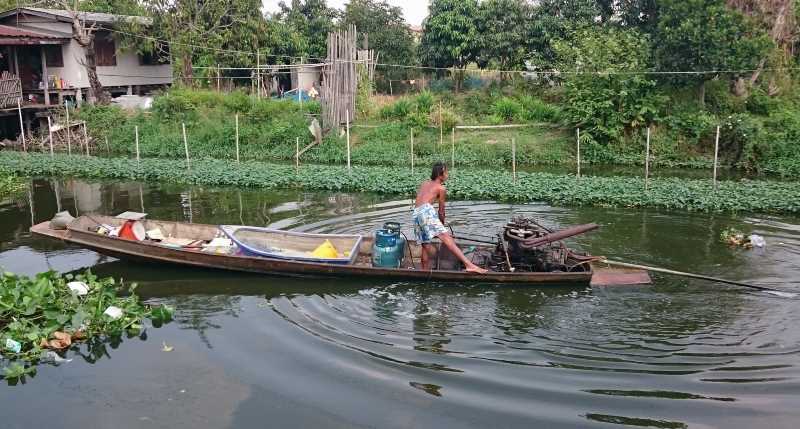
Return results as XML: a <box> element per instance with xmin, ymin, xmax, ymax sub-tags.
<box><xmin>415</xmin><ymin>180</ymin><xmax>443</xmax><ymax>207</ymax></box>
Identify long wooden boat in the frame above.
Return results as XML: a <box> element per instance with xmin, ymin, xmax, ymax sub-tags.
<box><xmin>29</xmin><ymin>215</ymin><xmax>594</xmax><ymax>284</ymax></box>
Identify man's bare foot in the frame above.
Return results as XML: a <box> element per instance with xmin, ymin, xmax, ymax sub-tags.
<box><xmin>465</xmin><ymin>263</ymin><xmax>488</xmax><ymax>274</ymax></box>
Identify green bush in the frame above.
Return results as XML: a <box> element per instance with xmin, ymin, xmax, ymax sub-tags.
<box><xmin>490</xmin><ymin>97</ymin><xmax>524</xmax><ymax>122</ymax></box>
<box><xmin>720</xmin><ymin>113</ymin><xmax>766</xmax><ymax>171</ymax></box>
<box><xmin>518</xmin><ymin>95</ymin><xmax>561</xmax><ymax>122</ymax></box>
<box><xmin>415</xmin><ymin>91</ymin><xmax>434</xmax><ymax>114</ymax></box>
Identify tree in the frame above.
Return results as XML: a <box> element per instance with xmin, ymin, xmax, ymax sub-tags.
<box><xmin>60</xmin><ymin>0</ymin><xmax>115</xmax><ymax>104</ymax></box>
<box><xmin>418</xmin><ymin>0</ymin><xmax>479</xmax><ymax>91</ymax></box>
<box><xmin>277</xmin><ymin>0</ymin><xmax>336</xmax><ymax>60</ymax></box>
<box><xmin>617</xmin><ymin>0</ymin><xmax>659</xmax><ymax>33</ymax></box>
<box><xmin>338</xmin><ymin>0</ymin><xmax>415</xmax><ymax>79</ymax></box>
<box><xmin>655</xmin><ymin>0</ymin><xmax>772</xmax><ymax>104</ymax></box>
<box><xmin>527</xmin><ymin>0</ymin><xmax>602</xmax><ymax>69</ymax></box>
<box><xmin>475</xmin><ymin>0</ymin><xmax>532</xmax><ymax>71</ymax></box>
<box><xmin>554</xmin><ymin>27</ymin><xmax>665</xmax><ymax>144</ymax></box>
<box><xmin>143</xmin><ymin>0</ymin><xmax>239</xmax><ymax>85</ymax></box>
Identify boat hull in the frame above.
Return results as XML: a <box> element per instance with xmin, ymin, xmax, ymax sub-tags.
<box><xmin>30</xmin><ymin>220</ymin><xmax>592</xmax><ymax>285</ymax></box>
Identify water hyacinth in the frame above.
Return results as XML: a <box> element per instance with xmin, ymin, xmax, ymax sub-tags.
<box><xmin>1</xmin><ymin>152</ymin><xmax>799</xmax><ymax>214</ymax></box>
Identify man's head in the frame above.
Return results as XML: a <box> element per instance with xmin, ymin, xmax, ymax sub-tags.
<box><xmin>431</xmin><ymin>162</ymin><xmax>448</xmax><ymax>182</ymax></box>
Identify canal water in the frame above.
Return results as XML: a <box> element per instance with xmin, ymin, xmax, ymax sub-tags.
<box><xmin>1</xmin><ymin>179</ymin><xmax>799</xmax><ymax>429</ymax></box>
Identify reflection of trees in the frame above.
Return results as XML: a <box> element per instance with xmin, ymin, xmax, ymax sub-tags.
<box><xmin>154</xmin><ymin>295</ymin><xmax>242</xmax><ymax>349</ymax></box>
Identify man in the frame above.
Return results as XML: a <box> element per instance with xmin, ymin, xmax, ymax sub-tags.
<box><xmin>413</xmin><ymin>162</ymin><xmax>488</xmax><ymax>274</ymax></box>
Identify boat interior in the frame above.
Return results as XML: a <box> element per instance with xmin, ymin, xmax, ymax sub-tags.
<box><xmin>69</xmin><ymin>215</ymin><xmax>486</xmax><ymax>271</ymax></box>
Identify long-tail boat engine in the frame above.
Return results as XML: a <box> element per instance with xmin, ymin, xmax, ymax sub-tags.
<box><xmin>489</xmin><ymin>216</ymin><xmax>599</xmax><ymax>273</ymax></box>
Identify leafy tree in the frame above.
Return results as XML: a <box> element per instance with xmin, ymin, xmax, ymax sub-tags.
<box><xmin>527</xmin><ymin>0</ymin><xmax>602</xmax><ymax>68</ymax></box>
<box><xmin>338</xmin><ymin>0</ymin><xmax>416</xmax><ymax>79</ymax></box>
<box><xmin>277</xmin><ymin>0</ymin><xmax>336</xmax><ymax>60</ymax></box>
<box><xmin>554</xmin><ymin>27</ymin><xmax>665</xmax><ymax>143</ymax></box>
<box><xmin>475</xmin><ymin>0</ymin><xmax>532</xmax><ymax>70</ymax></box>
<box><xmin>655</xmin><ymin>0</ymin><xmax>772</xmax><ymax>104</ymax></box>
<box><xmin>616</xmin><ymin>0</ymin><xmax>659</xmax><ymax>33</ymax></box>
<box><xmin>418</xmin><ymin>0</ymin><xmax>479</xmax><ymax>91</ymax></box>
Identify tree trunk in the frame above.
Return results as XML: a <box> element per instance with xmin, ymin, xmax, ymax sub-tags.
<box><xmin>182</xmin><ymin>52</ymin><xmax>194</xmax><ymax>87</ymax></box>
<box><xmin>84</xmin><ymin>41</ymin><xmax>109</xmax><ymax>104</ymax></box>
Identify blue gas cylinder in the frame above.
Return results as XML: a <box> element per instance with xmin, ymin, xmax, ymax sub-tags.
<box><xmin>372</xmin><ymin>222</ymin><xmax>406</xmax><ymax>268</ymax></box>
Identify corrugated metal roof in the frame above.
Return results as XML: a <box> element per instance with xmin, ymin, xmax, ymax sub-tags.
<box><xmin>0</xmin><ymin>8</ymin><xmax>151</xmax><ymax>26</ymax></box>
<box><xmin>0</xmin><ymin>23</ymin><xmax>69</xmax><ymax>39</ymax></box>
<box><xmin>26</xmin><ymin>8</ymin><xmax>150</xmax><ymax>25</ymax></box>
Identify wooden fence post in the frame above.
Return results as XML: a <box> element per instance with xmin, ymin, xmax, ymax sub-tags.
<box><xmin>713</xmin><ymin>125</ymin><xmax>720</xmax><ymax>190</ymax></box>
<box><xmin>512</xmin><ymin>137</ymin><xmax>517</xmax><ymax>183</ymax></box>
<box><xmin>439</xmin><ymin>102</ymin><xmax>443</xmax><ymax>145</ymax></box>
<box><xmin>576</xmin><ymin>128</ymin><xmax>581</xmax><ymax>178</ymax></box>
<box><xmin>65</xmin><ymin>103</ymin><xmax>71</xmax><ymax>155</ymax></box>
<box><xmin>410</xmin><ymin>128</ymin><xmax>414</xmax><ymax>174</ymax></box>
<box><xmin>644</xmin><ymin>126</ymin><xmax>651</xmax><ymax>190</ymax></box>
<box><xmin>135</xmin><ymin>125</ymin><xmax>140</xmax><ymax>166</ymax></box>
<box><xmin>451</xmin><ymin>127</ymin><xmax>455</xmax><ymax>169</ymax></box>
<box><xmin>47</xmin><ymin>116</ymin><xmax>53</xmax><ymax>156</ymax></box>
<box><xmin>346</xmin><ymin>109</ymin><xmax>351</xmax><ymax>173</ymax></box>
<box><xmin>235</xmin><ymin>113</ymin><xmax>240</xmax><ymax>164</ymax></box>
<box><xmin>182</xmin><ymin>123</ymin><xmax>190</xmax><ymax>170</ymax></box>
<box><xmin>17</xmin><ymin>98</ymin><xmax>26</xmax><ymax>152</ymax></box>
<box><xmin>83</xmin><ymin>122</ymin><xmax>89</xmax><ymax>156</ymax></box>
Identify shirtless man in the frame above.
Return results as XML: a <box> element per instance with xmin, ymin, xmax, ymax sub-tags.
<box><xmin>413</xmin><ymin>162</ymin><xmax>488</xmax><ymax>274</ymax></box>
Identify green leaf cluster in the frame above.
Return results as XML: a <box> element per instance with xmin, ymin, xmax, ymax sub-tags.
<box><xmin>2</xmin><ymin>152</ymin><xmax>799</xmax><ymax>214</ymax></box>
<box><xmin>1</xmin><ymin>270</ymin><xmax>173</xmax><ymax>382</ymax></box>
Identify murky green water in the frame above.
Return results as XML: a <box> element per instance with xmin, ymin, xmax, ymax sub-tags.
<box><xmin>2</xmin><ymin>178</ymin><xmax>800</xmax><ymax>428</ymax></box>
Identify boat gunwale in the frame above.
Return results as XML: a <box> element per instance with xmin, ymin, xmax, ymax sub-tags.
<box><xmin>30</xmin><ymin>218</ymin><xmax>592</xmax><ymax>284</ymax></box>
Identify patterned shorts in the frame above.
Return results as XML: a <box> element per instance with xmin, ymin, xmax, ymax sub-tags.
<box><xmin>413</xmin><ymin>203</ymin><xmax>448</xmax><ymax>244</ymax></box>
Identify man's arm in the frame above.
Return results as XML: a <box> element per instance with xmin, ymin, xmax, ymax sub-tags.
<box><xmin>437</xmin><ymin>186</ymin><xmax>447</xmax><ymax>224</ymax></box>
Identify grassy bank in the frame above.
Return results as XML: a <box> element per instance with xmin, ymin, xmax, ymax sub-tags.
<box><xmin>2</xmin><ymin>152</ymin><xmax>799</xmax><ymax>214</ymax></box>
<box><xmin>58</xmin><ymin>88</ymin><xmax>800</xmax><ymax>177</ymax></box>
<box><xmin>0</xmin><ymin>173</ymin><xmax>24</xmax><ymax>200</ymax></box>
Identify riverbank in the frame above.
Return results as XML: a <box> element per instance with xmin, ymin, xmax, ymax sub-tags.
<box><xmin>2</xmin><ymin>152</ymin><xmax>798</xmax><ymax>214</ymax></box>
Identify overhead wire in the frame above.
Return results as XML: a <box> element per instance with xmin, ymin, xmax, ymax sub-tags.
<box><xmin>106</xmin><ymin>27</ymin><xmax>800</xmax><ymax>77</ymax></box>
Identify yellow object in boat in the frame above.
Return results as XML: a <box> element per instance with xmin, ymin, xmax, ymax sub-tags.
<box><xmin>311</xmin><ymin>239</ymin><xmax>340</xmax><ymax>259</ymax></box>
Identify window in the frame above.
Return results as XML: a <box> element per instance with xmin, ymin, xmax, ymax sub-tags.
<box><xmin>45</xmin><ymin>45</ymin><xmax>63</xmax><ymax>67</ymax></box>
<box><xmin>138</xmin><ymin>46</ymin><xmax>170</xmax><ymax>66</ymax></box>
<box><xmin>95</xmin><ymin>34</ymin><xmax>116</xmax><ymax>66</ymax></box>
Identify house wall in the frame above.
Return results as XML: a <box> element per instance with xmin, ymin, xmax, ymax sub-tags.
<box><xmin>2</xmin><ymin>13</ymin><xmax>172</xmax><ymax>89</ymax></box>
<box><xmin>291</xmin><ymin>67</ymin><xmax>321</xmax><ymax>91</ymax></box>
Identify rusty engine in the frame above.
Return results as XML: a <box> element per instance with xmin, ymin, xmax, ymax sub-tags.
<box><xmin>489</xmin><ymin>216</ymin><xmax>599</xmax><ymax>273</ymax></box>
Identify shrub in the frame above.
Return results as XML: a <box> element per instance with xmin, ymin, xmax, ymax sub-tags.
<box><xmin>490</xmin><ymin>97</ymin><xmax>523</xmax><ymax>122</ymax></box>
<box><xmin>518</xmin><ymin>95</ymin><xmax>561</xmax><ymax>122</ymax></box>
<box><xmin>415</xmin><ymin>91</ymin><xmax>434</xmax><ymax>114</ymax></box>
<box><xmin>720</xmin><ymin>113</ymin><xmax>766</xmax><ymax>171</ymax></box>
<box><xmin>151</xmin><ymin>91</ymin><xmax>198</xmax><ymax>121</ymax></box>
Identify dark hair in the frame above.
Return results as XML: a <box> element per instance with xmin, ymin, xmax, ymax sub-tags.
<box><xmin>431</xmin><ymin>162</ymin><xmax>447</xmax><ymax>180</ymax></box>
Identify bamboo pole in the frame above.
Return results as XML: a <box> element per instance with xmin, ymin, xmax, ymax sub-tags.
<box><xmin>451</xmin><ymin>127</ymin><xmax>455</xmax><ymax>168</ymax></box>
<box><xmin>512</xmin><ymin>137</ymin><xmax>516</xmax><ymax>183</ymax></box>
<box><xmin>256</xmin><ymin>51</ymin><xmax>261</xmax><ymax>99</ymax></box>
<box><xmin>439</xmin><ymin>102</ymin><xmax>443</xmax><ymax>145</ymax></box>
<box><xmin>346</xmin><ymin>109</ymin><xmax>351</xmax><ymax>173</ymax></box>
<box><xmin>576</xmin><ymin>128</ymin><xmax>581</xmax><ymax>178</ymax></box>
<box><xmin>83</xmin><ymin>122</ymin><xmax>89</xmax><ymax>156</ymax></box>
<box><xmin>713</xmin><ymin>125</ymin><xmax>720</xmax><ymax>190</ymax></box>
<box><xmin>601</xmin><ymin>259</ymin><xmax>794</xmax><ymax>295</ymax></box>
<box><xmin>47</xmin><ymin>116</ymin><xmax>53</xmax><ymax>156</ymax></box>
<box><xmin>182</xmin><ymin>123</ymin><xmax>190</xmax><ymax>170</ymax></box>
<box><xmin>645</xmin><ymin>126</ymin><xmax>651</xmax><ymax>190</ymax></box>
<box><xmin>410</xmin><ymin>128</ymin><xmax>414</xmax><ymax>174</ymax></box>
<box><xmin>135</xmin><ymin>125</ymin><xmax>140</xmax><ymax>166</ymax></box>
<box><xmin>105</xmin><ymin>136</ymin><xmax>110</xmax><ymax>155</ymax></box>
<box><xmin>216</xmin><ymin>64</ymin><xmax>220</xmax><ymax>91</ymax></box>
<box><xmin>295</xmin><ymin>137</ymin><xmax>299</xmax><ymax>172</ymax></box>
<box><xmin>65</xmin><ymin>103</ymin><xmax>71</xmax><ymax>155</ymax></box>
<box><xmin>17</xmin><ymin>98</ymin><xmax>25</xmax><ymax>152</ymax></box>
<box><xmin>235</xmin><ymin>113</ymin><xmax>240</xmax><ymax>164</ymax></box>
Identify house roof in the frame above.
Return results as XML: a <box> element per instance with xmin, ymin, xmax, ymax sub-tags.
<box><xmin>0</xmin><ymin>23</ymin><xmax>69</xmax><ymax>44</ymax></box>
<box><xmin>0</xmin><ymin>7</ymin><xmax>151</xmax><ymax>26</ymax></box>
